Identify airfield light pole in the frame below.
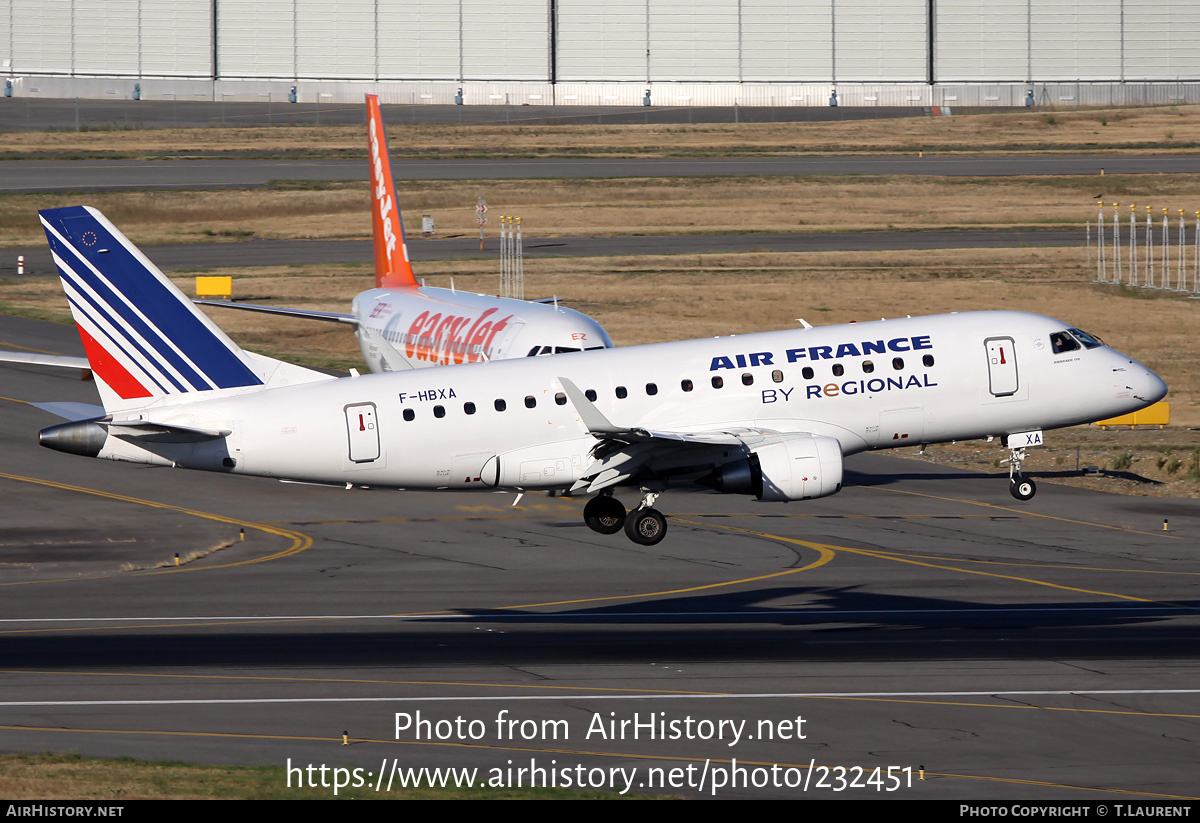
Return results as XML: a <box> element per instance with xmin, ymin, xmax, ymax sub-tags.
<box><xmin>1156</xmin><ymin>209</ymin><xmax>1166</xmax><ymax>290</ymax></box>
<box><xmin>1129</xmin><ymin>204</ymin><xmax>1137</xmax><ymax>285</ymax></box>
<box><xmin>1190</xmin><ymin>211</ymin><xmax>1200</xmax><ymax>295</ymax></box>
<box><xmin>1096</xmin><ymin>205</ymin><xmax>1106</xmax><ymax>281</ymax></box>
<box><xmin>1145</xmin><ymin>205</ymin><xmax>1153</xmax><ymax>288</ymax></box>
<box><xmin>515</xmin><ymin>217</ymin><xmax>524</xmax><ymax>301</ymax></box>
<box><xmin>1111</xmin><ymin>201</ymin><xmax>1120</xmax><ymax>282</ymax></box>
<box><xmin>1178</xmin><ymin>209</ymin><xmax>1186</xmax><ymax>290</ymax></box>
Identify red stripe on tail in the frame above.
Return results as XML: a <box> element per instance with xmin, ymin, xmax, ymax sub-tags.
<box><xmin>76</xmin><ymin>324</ymin><xmax>153</xmax><ymax>400</ymax></box>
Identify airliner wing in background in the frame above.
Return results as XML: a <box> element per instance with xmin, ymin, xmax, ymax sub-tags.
<box><xmin>0</xmin><ymin>350</ymin><xmax>89</xmax><ymax>370</ymax></box>
<box><xmin>193</xmin><ymin>301</ymin><xmax>356</xmax><ymax>325</ymax></box>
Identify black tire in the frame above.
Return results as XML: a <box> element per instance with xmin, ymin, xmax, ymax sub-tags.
<box><xmin>1010</xmin><ymin>478</ymin><xmax>1037</xmax><ymax>501</ymax></box>
<box><xmin>584</xmin><ymin>495</ymin><xmax>626</xmax><ymax>534</ymax></box>
<box><xmin>624</xmin><ymin>507</ymin><xmax>668</xmax><ymax>545</ymax></box>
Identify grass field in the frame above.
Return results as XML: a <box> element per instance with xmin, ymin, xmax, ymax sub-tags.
<box><xmin>2</xmin><ymin>103</ymin><xmax>1199</xmax><ymax>158</ymax></box>
<box><xmin>2</xmin><ymin>174</ymin><xmax>1198</xmax><ymax>247</ymax></box>
<box><xmin>0</xmin><ymin>753</ymin><xmax>633</xmax><ymax>800</ymax></box>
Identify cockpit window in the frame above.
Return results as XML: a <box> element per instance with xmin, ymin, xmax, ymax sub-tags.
<box><xmin>554</xmin><ymin>346</ymin><xmax>581</xmax><ymax>354</ymax></box>
<box><xmin>1049</xmin><ymin>331</ymin><xmax>1080</xmax><ymax>354</ymax></box>
<box><xmin>1067</xmin><ymin>327</ymin><xmax>1104</xmax><ymax>349</ymax></box>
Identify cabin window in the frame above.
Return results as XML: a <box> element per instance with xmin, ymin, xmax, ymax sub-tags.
<box><xmin>554</xmin><ymin>392</ymin><xmax>567</xmax><ymax>405</ymax></box>
<box><xmin>862</xmin><ymin>360</ymin><xmax>874</xmax><ymax>374</ymax></box>
<box><xmin>681</xmin><ymin>379</ymin><xmax>694</xmax><ymax>392</ymax></box>
<box><xmin>615</xmin><ymin>386</ymin><xmax>628</xmax><ymax>399</ymax></box>
<box><xmin>742</xmin><ymin>373</ymin><xmax>754</xmax><ymax>386</ymax></box>
<box><xmin>645</xmin><ymin>383</ymin><xmax>658</xmax><ymax>396</ymax></box>
<box><xmin>892</xmin><ymin>357</ymin><xmax>904</xmax><ymax>370</ymax></box>
<box><xmin>494</xmin><ymin>399</ymin><xmax>507</xmax><ymax>412</ymax></box>
<box><xmin>922</xmin><ymin>354</ymin><xmax>934</xmax><ymax>367</ymax></box>
<box><xmin>464</xmin><ymin>402</ymin><xmax>476</xmax><ymax>415</ymax></box>
<box><xmin>802</xmin><ymin>367</ymin><xmax>814</xmax><ymax>380</ymax></box>
<box><xmin>832</xmin><ymin>363</ymin><xmax>844</xmax><ymax>377</ymax></box>
<box><xmin>524</xmin><ymin>395</ymin><xmax>537</xmax><ymax>408</ymax></box>
<box><xmin>585</xmin><ymin>389</ymin><xmax>598</xmax><ymax>402</ymax></box>
<box><xmin>433</xmin><ymin>405</ymin><xmax>446</xmax><ymax>418</ymax></box>
<box><xmin>402</xmin><ymin>408</ymin><xmax>415</xmax><ymax>422</ymax></box>
<box><xmin>771</xmin><ymin>369</ymin><xmax>784</xmax><ymax>383</ymax></box>
<box><xmin>711</xmin><ymin>376</ymin><xmax>724</xmax><ymax>389</ymax></box>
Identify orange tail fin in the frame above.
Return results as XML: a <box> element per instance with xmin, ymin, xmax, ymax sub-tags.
<box><xmin>366</xmin><ymin>94</ymin><xmax>418</xmax><ymax>288</ymax></box>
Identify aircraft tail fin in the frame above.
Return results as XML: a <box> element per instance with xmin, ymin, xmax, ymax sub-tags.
<box><xmin>39</xmin><ymin>206</ymin><xmax>328</xmax><ymax>414</ymax></box>
<box><xmin>366</xmin><ymin>94</ymin><xmax>418</xmax><ymax>289</ymax></box>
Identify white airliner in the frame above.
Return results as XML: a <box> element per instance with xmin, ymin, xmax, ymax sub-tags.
<box><xmin>33</xmin><ymin>206</ymin><xmax>1167</xmax><ymax>545</ymax></box>
<box><xmin>197</xmin><ymin>93</ymin><xmax>612</xmax><ymax>372</ymax></box>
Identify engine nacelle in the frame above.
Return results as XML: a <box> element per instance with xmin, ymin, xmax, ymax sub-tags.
<box><xmin>703</xmin><ymin>435</ymin><xmax>843</xmax><ymax>502</ymax></box>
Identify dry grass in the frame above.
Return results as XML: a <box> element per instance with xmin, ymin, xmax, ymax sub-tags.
<box><xmin>3</xmin><ymin>104</ymin><xmax>1200</xmax><ymax>157</ymax></box>
<box><xmin>0</xmin><ymin>753</ymin><xmax>618</xmax><ymax>799</ymax></box>
<box><xmin>4</xmin><ymin>174</ymin><xmax>1199</xmax><ymax>246</ymax></box>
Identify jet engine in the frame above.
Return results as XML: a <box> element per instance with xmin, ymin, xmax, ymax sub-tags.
<box><xmin>700</xmin><ymin>435</ymin><xmax>843</xmax><ymax>501</ymax></box>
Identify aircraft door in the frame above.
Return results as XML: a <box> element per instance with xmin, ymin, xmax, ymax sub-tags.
<box><xmin>984</xmin><ymin>337</ymin><xmax>1018</xmax><ymax>397</ymax></box>
<box><xmin>344</xmin><ymin>402</ymin><xmax>380</xmax><ymax>463</ymax></box>
<box><xmin>489</xmin><ymin>318</ymin><xmax>526</xmax><ymax>360</ymax></box>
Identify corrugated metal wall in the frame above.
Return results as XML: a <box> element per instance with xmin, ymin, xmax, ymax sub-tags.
<box><xmin>1</xmin><ymin>1</ymin><xmax>1196</xmax><ymax>86</ymax></box>
<box><xmin>1</xmin><ymin>0</ymin><xmax>212</xmax><ymax>78</ymax></box>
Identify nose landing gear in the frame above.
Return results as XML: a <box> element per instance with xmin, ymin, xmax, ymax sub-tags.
<box><xmin>583</xmin><ymin>488</ymin><xmax>668</xmax><ymax>545</ymax></box>
<box><xmin>999</xmin><ymin>429</ymin><xmax>1043</xmax><ymax>501</ymax></box>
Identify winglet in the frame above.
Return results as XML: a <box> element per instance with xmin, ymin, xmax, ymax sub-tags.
<box><xmin>366</xmin><ymin>94</ymin><xmax>418</xmax><ymax>289</ymax></box>
<box><xmin>558</xmin><ymin>377</ymin><xmax>621</xmax><ymax>436</ymax></box>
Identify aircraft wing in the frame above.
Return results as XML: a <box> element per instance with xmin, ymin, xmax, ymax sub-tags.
<box><xmin>558</xmin><ymin>377</ymin><xmax>813</xmax><ymax>492</ymax></box>
<box><xmin>0</xmin><ymin>349</ymin><xmax>90</xmax><ymax>370</ymax></box>
<box><xmin>194</xmin><ymin>300</ymin><xmax>357</xmax><ymax>326</ymax></box>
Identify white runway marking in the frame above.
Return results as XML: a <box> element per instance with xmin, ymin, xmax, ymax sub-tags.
<box><xmin>4</xmin><ymin>689</ymin><xmax>1200</xmax><ymax>708</ymax></box>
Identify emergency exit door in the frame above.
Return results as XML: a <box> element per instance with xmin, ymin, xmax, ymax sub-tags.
<box><xmin>984</xmin><ymin>337</ymin><xmax>1018</xmax><ymax>397</ymax></box>
<box><xmin>344</xmin><ymin>402</ymin><xmax>380</xmax><ymax>462</ymax></box>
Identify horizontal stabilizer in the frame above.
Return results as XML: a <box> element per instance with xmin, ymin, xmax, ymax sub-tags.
<box><xmin>30</xmin><ymin>401</ymin><xmax>106</xmax><ymax>421</ymax></box>
<box><xmin>103</xmin><ymin>419</ymin><xmax>231</xmax><ymax>443</ymax></box>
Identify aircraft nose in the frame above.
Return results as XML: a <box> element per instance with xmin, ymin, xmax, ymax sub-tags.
<box><xmin>1143</xmin><ymin>368</ymin><xmax>1168</xmax><ymax>404</ymax></box>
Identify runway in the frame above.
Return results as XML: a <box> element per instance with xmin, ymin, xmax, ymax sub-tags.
<box><xmin>2</xmin><ymin>229</ymin><xmax>1081</xmax><ymax>277</ymax></box>
<box><xmin>4</xmin><ymin>155</ymin><xmax>1200</xmax><ymax>194</ymax></box>
<box><xmin>2</xmin><ymin>315</ymin><xmax>1198</xmax><ymax>799</ymax></box>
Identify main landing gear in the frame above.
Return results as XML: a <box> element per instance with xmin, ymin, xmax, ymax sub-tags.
<box><xmin>583</xmin><ymin>489</ymin><xmax>668</xmax><ymax>545</ymax></box>
<box><xmin>1003</xmin><ymin>443</ymin><xmax>1037</xmax><ymax>501</ymax></box>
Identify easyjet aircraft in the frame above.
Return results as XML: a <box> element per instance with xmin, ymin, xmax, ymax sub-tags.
<box><xmin>197</xmin><ymin>94</ymin><xmax>612</xmax><ymax>372</ymax></box>
<box><xmin>33</xmin><ymin>206</ymin><xmax>1167</xmax><ymax>545</ymax></box>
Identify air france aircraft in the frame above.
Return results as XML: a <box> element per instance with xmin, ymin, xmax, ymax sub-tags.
<box><xmin>197</xmin><ymin>94</ymin><xmax>612</xmax><ymax>372</ymax></box>
<box><xmin>34</xmin><ymin>206</ymin><xmax>1167</xmax><ymax>545</ymax></box>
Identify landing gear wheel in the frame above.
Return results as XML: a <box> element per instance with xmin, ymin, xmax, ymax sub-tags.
<box><xmin>1010</xmin><ymin>478</ymin><xmax>1037</xmax><ymax>501</ymax></box>
<box><xmin>624</xmin><ymin>507</ymin><xmax>667</xmax><ymax>545</ymax></box>
<box><xmin>584</xmin><ymin>495</ymin><xmax>626</xmax><ymax>534</ymax></box>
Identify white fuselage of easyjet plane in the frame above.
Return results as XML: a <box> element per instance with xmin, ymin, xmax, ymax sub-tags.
<box><xmin>86</xmin><ymin>311</ymin><xmax>1166</xmax><ymax>492</ymax></box>
<box><xmin>350</xmin><ymin>286</ymin><xmax>612</xmax><ymax>371</ymax></box>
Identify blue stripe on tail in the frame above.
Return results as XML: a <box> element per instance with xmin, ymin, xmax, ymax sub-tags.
<box><xmin>41</xmin><ymin>206</ymin><xmax>263</xmax><ymax>392</ymax></box>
